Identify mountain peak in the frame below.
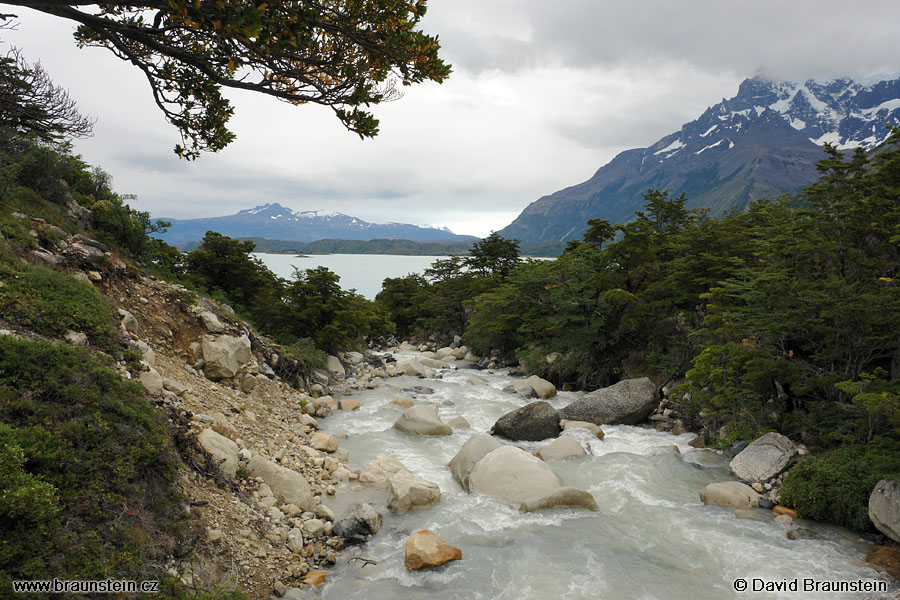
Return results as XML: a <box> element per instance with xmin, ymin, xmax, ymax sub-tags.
<box><xmin>156</xmin><ymin>204</ymin><xmax>469</xmax><ymax>247</ymax></box>
<box><xmin>500</xmin><ymin>74</ymin><xmax>900</xmax><ymax>244</ymax></box>
<box><xmin>237</xmin><ymin>202</ymin><xmax>289</xmax><ymax>216</ymax></box>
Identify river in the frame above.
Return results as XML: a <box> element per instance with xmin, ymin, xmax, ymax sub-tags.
<box><xmin>313</xmin><ymin>350</ymin><xmax>893</xmax><ymax>599</ymax></box>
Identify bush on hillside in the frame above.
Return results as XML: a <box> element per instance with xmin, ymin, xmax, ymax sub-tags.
<box><xmin>0</xmin><ymin>251</ymin><xmax>120</xmax><ymax>352</ymax></box>
<box><xmin>0</xmin><ymin>336</ymin><xmax>185</xmax><ymax>591</ymax></box>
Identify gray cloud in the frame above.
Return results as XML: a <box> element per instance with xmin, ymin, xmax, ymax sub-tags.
<box><xmin>430</xmin><ymin>0</ymin><xmax>900</xmax><ymax>80</ymax></box>
<box><xmin>4</xmin><ymin>2</ymin><xmax>900</xmax><ymax>237</ymax></box>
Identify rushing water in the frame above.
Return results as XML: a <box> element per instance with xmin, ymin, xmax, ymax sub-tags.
<box><xmin>316</xmin><ymin>352</ymin><xmax>893</xmax><ymax>599</ymax></box>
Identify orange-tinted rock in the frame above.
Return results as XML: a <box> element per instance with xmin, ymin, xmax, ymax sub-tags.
<box><xmin>404</xmin><ymin>529</ymin><xmax>462</xmax><ymax>570</ymax></box>
<box><xmin>867</xmin><ymin>545</ymin><xmax>900</xmax><ymax>581</ymax></box>
<box><xmin>773</xmin><ymin>505</ymin><xmax>797</xmax><ymax>518</ymax></box>
<box><xmin>304</xmin><ymin>571</ymin><xmax>326</xmax><ymax>587</ymax></box>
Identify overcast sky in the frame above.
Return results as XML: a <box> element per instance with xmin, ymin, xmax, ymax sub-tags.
<box><xmin>5</xmin><ymin>1</ymin><xmax>900</xmax><ymax>237</ymax></box>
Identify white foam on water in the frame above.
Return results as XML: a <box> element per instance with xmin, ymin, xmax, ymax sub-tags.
<box><xmin>316</xmin><ymin>352</ymin><xmax>893</xmax><ymax>599</ymax></box>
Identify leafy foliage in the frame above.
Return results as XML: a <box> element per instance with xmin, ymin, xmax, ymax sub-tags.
<box><xmin>183</xmin><ymin>231</ymin><xmax>391</xmax><ymax>352</ymax></box>
<box><xmin>441</xmin><ymin>134</ymin><xmax>900</xmax><ymax>531</ymax></box>
<box><xmin>376</xmin><ymin>232</ymin><xmax>522</xmax><ymax>341</ymax></box>
<box><xmin>6</xmin><ymin>0</ymin><xmax>450</xmax><ymax>158</ymax></box>
<box><xmin>0</xmin><ymin>46</ymin><xmax>94</xmax><ymax>141</ymax></box>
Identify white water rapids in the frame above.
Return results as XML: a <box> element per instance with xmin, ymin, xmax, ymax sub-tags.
<box><xmin>314</xmin><ymin>352</ymin><xmax>893</xmax><ymax>599</ymax></box>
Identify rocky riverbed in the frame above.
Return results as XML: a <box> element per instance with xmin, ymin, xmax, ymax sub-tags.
<box><xmin>305</xmin><ymin>347</ymin><xmax>896</xmax><ymax>600</ymax></box>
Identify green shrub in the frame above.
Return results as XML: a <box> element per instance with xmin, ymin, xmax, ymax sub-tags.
<box><xmin>0</xmin><ymin>427</ymin><xmax>59</xmax><ymax>524</ymax></box>
<box><xmin>0</xmin><ymin>252</ymin><xmax>120</xmax><ymax>352</ymax></box>
<box><xmin>780</xmin><ymin>439</ymin><xmax>900</xmax><ymax>532</ymax></box>
<box><xmin>154</xmin><ymin>576</ymin><xmax>247</xmax><ymax>600</ymax></box>
<box><xmin>0</xmin><ymin>336</ymin><xmax>183</xmax><ymax>591</ymax></box>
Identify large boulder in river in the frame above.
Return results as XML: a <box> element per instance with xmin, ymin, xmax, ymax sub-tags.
<box><xmin>558</xmin><ymin>377</ymin><xmax>657</xmax><ymax>425</ymax></box>
<box><xmin>448</xmin><ymin>433</ymin><xmax>502</xmax><ymax>492</ymax></box>
<box><xmin>359</xmin><ymin>454</ymin><xmax>440</xmax><ymax>514</ymax></box>
<box><xmin>699</xmin><ymin>481</ymin><xmax>761</xmax><ymax>509</ymax></box>
<box><xmin>491</xmin><ymin>401</ymin><xmax>561</xmax><ymax>441</ymax></box>
<box><xmin>393</xmin><ymin>357</ymin><xmax>434</xmax><ymax>377</ymax></box>
<box><xmin>519</xmin><ymin>487</ymin><xmax>598</xmax><ymax>513</ymax></box>
<box><xmin>393</xmin><ymin>404</ymin><xmax>452</xmax><ymax>436</ymax></box>
<box><xmin>247</xmin><ymin>454</ymin><xmax>315</xmax><ymax>511</ymax></box>
<box><xmin>201</xmin><ymin>334</ymin><xmax>252</xmax><ymax>380</ymax></box>
<box><xmin>536</xmin><ymin>436</ymin><xmax>587</xmax><ymax>462</ymax></box>
<box><xmin>512</xmin><ymin>375</ymin><xmax>557</xmax><ymax>399</ymax></box>
<box><xmin>468</xmin><ymin>446</ymin><xmax>597</xmax><ymax>511</ymax></box>
<box><xmin>417</xmin><ymin>356</ymin><xmax>452</xmax><ymax>369</ymax></box>
<box><xmin>870</xmin><ymin>480</ymin><xmax>900</xmax><ymax>543</ymax></box>
<box><xmin>561</xmin><ymin>420</ymin><xmax>605</xmax><ymax>439</ymax></box>
<box><xmin>728</xmin><ymin>432</ymin><xmax>798</xmax><ymax>483</ymax></box>
<box><xmin>405</xmin><ymin>530</ymin><xmax>462</xmax><ymax>570</ymax></box>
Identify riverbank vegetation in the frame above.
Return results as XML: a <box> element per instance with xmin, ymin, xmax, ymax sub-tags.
<box><xmin>377</xmin><ymin>133</ymin><xmax>900</xmax><ymax>532</ymax></box>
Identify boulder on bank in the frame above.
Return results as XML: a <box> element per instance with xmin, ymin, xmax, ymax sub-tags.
<box><xmin>247</xmin><ymin>454</ymin><xmax>315</xmax><ymax>511</ymax></box>
<box><xmin>468</xmin><ymin>446</ymin><xmax>596</xmax><ymax>511</ymax></box>
<box><xmin>699</xmin><ymin>481</ymin><xmax>761</xmax><ymax>509</ymax></box>
<box><xmin>201</xmin><ymin>334</ymin><xmax>252</xmax><ymax>380</ymax></box>
<box><xmin>333</xmin><ymin>503</ymin><xmax>383</xmax><ymax>545</ymax></box>
<box><xmin>405</xmin><ymin>530</ymin><xmax>462</xmax><ymax>570</ymax></box>
<box><xmin>870</xmin><ymin>480</ymin><xmax>900</xmax><ymax>543</ymax></box>
<box><xmin>435</xmin><ymin>347</ymin><xmax>454</xmax><ymax>359</ymax></box>
<box><xmin>491</xmin><ymin>401</ymin><xmax>561</xmax><ymax>441</ymax></box>
<box><xmin>344</xmin><ymin>351</ymin><xmax>365</xmax><ymax>365</ymax></box>
<box><xmin>535</xmin><ymin>436</ymin><xmax>587</xmax><ymax>462</ymax></box>
<box><xmin>198</xmin><ymin>310</ymin><xmax>224</xmax><ymax>333</ymax></box>
<box><xmin>512</xmin><ymin>375</ymin><xmax>557</xmax><ymax>399</ymax></box>
<box><xmin>448</xmin><ymin>433</ymin><xmax>502</xmax><ymax>492</ymax></box>
<box><xmin>198</xmin><ymin>428</ymin><xmax>239</xmax><ymax>477</ymax></box>
<box><xmin>326</xmin><ymin>355</ymin><xmax>345</xmax><ymax>381</ymax></box>
<box><xmin>558</xmin><ymin>377</ymin><xmax>657</xmax><ymax>425</ymax></box>
<box><xmin>393</xmin><ymin>404</ymin><xmax>452</xmax><ymax>436</ymax></box>
<box><xmin>728</xmin><ymin>432</ymin><xmax>798</xmax><ymax>483</ymax></box>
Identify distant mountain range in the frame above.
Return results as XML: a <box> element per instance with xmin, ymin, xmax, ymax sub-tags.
<box><xmin>500</xmin><ymin>76</ymin><xmax>900</xmax><ymax>243</ymax></box>
<box><xmin>155</xmin><ymin>203</ymin><xmax>477</xmax><ymax>248</ymax></box>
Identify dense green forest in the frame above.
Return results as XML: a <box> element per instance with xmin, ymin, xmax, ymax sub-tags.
<box><xmin>182</xmin><ymin>236</ymin><xmax>564</xmax><ymax>257</ymax></box>
<box><xmin>377</xmin><ymin>134</ymin><xmax>900</xmax><ymax>531</ymax></box>
<box><xmin>6</xmin><ymin>121</ymin><xmax>899</xmax><ymax>535</ymax></box>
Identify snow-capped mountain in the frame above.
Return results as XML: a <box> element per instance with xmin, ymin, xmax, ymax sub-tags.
<box><xmin>155</xmin><ymin>203</ymin><xmax>474</xmax><ymax>247</ymax></box>
<box><xmin>500</xmin><ymin>76</ymin><xmax>900</xmax><ymax>244</ymax></box>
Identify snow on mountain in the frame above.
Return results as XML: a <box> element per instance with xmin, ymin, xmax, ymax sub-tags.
<box><xmin>156</xmin><ymin>203</ymin><xmax>474</xmax><ymax>247</ymax></box>
<box><xmin>665</xmin><ymin>76</ymin><xmax>900</xmax><ymax>164</ymax></box>
<box><xmin>500</xmin><ymin>75</ymin><xmax>900</xmax><ymax>244</ymax></box>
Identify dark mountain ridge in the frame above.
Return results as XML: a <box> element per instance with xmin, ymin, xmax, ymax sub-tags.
<box><xmin>155</xmin><ymin>202</ymin><xmax>476</xmax><ymax>247</ymax></box>
<box><xmin>500</xmin><ymin>76</ymin><xmax>900</xmax><ymax>243</ymax></box>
